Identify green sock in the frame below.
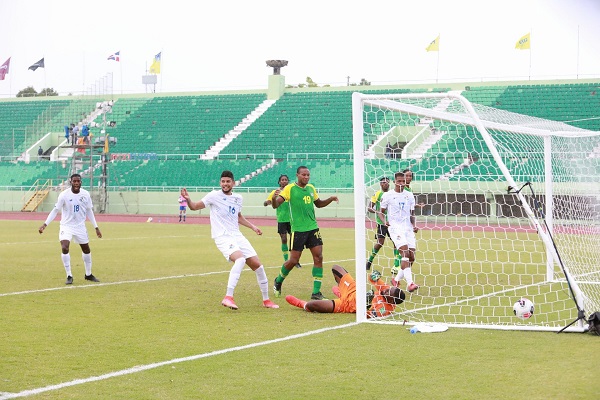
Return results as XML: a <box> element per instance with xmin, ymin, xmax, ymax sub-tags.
<box><xmin>276</xmin><ymin>264</ymin><xmax>291</xmax><ymax>283</ymax></box>
<box><xmin>394</xmin><ymin>249</ymin><xmax>400</xmax><ymax>267</ymax></box>
<box><xmin>312</xmin><ymin>266</ymin><xmax>323</xmax><ymax>294</ymax></box>
<box><xmin>368</xmin><ymin>247</ymin><xmax>380</xmax><ymax>263</ymax></box>
<box><xmin>281</xmin><ymin>243</ymin><xmax>289</xmax><ymax>262</ymax></box>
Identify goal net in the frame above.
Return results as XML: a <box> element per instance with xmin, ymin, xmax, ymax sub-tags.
<box><xmin>352</xmin><ymin>92</ymin><xmax>600</xmax><ymax>332</ymax></box>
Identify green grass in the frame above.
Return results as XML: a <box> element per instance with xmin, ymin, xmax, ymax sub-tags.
<box><xmin>0</xmin><ymin>220</ymin><xmax>598</xmax><ymax>399</ymax></box>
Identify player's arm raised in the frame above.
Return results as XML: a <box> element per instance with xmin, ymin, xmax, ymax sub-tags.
<box><xmin>180</xmin><ymin>188</ymin><xmax>206</xmax><ymax>211</ymax></box>
<box><xmin>314</xmin><ymin>195</ymin><xmax>338</xmax><ymax>208</ymax></box>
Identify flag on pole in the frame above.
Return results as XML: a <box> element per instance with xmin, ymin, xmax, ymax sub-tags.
<box><xmin>425</xmin><ymin>35</ymin><xmax>440</xmax><ymax>52</ymax></box>
<box><xmin>515</xmin><ymin>33</ymin><xmax>531</xmax><ymax>50</ymax></box>
<box><xmin>107</xmin><ymin>51</ymin><xmax>120</xmax><ymax>61</ymax></box>
<box><xmin>149</xmin><ymin>52</ymin><xmax>161</xmax><ymax>74</ymax></box>
<box><xmin>0</xmin><ymin>57</ymin><xmax>10</xmax><ymax>80</ymax></box>
<box><xmin>28</xmin><ymin>58</ymin><xmax>45</xmax><ymax>71</ymax></box>
<box><xmin>103</xmin><ymin>134</ymin><xmax>110</xmax><ymax>153</ymax></box>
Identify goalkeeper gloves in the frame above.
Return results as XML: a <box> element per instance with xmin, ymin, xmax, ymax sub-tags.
<box><xmin>370</xmin><ymin>270</ymin><xmax>382</xmax><ymax>282</ymax></box>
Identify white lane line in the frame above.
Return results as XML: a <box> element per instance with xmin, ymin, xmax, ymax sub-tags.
<box><xmin>0</xmin><ymin>322</ymin><xmax>358</xmax><ymax>399</ymax></box>
<box><xmin>0</xmin><ymin>259</ymin><xmax>356</xmax><ymax>297</ymax></box>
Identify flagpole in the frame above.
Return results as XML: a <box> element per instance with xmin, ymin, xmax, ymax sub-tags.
<box><xmin>44</xmin><ymin>55</ymin><xmax>47</xmax><ymax>95</ymax></box>
<box><xmin>120</xmin><ymin>59</ymin><xmax>123</xmax><ymax>94</ymax></box>
<box><xmin>436</xmin><ymin>48</ymin><xmax>440</xmax><ymax>84</ymax></box>
<box><xmin>528</xmin><ymin>29</ymin><xmax>532</xmax><ymax>80</ymax></box>
<box><xmin>576</xmin><ymin>25</ymin><xmax>580</xmax><ymax>79</ymax></box>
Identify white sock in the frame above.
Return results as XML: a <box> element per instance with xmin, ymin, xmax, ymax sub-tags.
<box><xmin>226</xmin><ymin>258</ymin><xmax>246</xmax><ymax>297</ymax></box>
<box><xmin>61</xmin><ymin>254</ymin><xmax>72</xmax><ymax>276</ymax></box>
<box><xmin>254</xmin><ymin>266</ymin><xmax>269</xmax><ymax>301</ymax></box>
<box><xmin>396</xmin><ymin>269</ymin><xmax>405</xmax><ymax>281</ymax></box>
<box><xmin>403</xmin><ymin>267</ymin><xmax>413</xmax><ymax>285</ymax></box>
<box><xmin>82</xmin><ymin>253</ymin><xmax>92</xmax><ymax>275</ymax></box>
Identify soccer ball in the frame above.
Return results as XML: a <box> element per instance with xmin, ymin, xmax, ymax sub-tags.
<box><xmin>513</xmin><ymin>298</ymin><xmax>534</xmax><ymax>319</ymax></box>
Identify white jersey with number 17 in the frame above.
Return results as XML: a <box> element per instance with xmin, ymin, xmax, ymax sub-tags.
<box><xmin>380</xmin><ymin>189</ymin><xmax>415</xmax><ymax>229</ymax></box>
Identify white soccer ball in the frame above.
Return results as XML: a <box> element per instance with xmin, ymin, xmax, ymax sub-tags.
<box><xmin>513</xmin><ymin>298</ymin><xmax>534</xmax><ymax>319</ymax></box>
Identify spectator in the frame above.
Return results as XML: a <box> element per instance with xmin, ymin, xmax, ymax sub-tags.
<box><xmin>37</xmin><ymin>146</ymin><xmax>44</xmax><ymax>160</ymax></box>
<box><xmin>81</xmin><ymin>124</ymin><xmax>90</xmax><ymax>143</ymax></box>
<box><xmin>71</xmin><ymin>124</ymin><xmax>79</xmax><ymax>145</ymax></box>
<box><xmin>64</xmin><ymin>125</ymin><xmax>70</xmax><ymax>144</ymax></box>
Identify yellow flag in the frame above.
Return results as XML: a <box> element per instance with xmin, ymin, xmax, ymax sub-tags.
<box><xmin>149</xmin><ymin>52</ymin><xmax>161</xmax><ymax>74</ymax></box>
<box><xmin>103</xmin><ymin>134</ymin><xmax>109</xmax><ymax>154</ymax></box>
<box><xmin>426</xmin><ymin>35</ymin><xmax>440</xmax><ymax>52</ymax></box>
<box><xmin>515</xmin><ymin>33</ymin><xmax>530</xmax><ymax>50</ymax></box>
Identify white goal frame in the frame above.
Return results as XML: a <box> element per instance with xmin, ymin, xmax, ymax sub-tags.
<box><xmin>352</xmin><ymin>91</ymin><xmax>600</xmax><ymax>331</ymax></box>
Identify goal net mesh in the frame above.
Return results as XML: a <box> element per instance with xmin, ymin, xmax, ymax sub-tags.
<box><xmin>353</xmin><ymin>92</ymin><xmax>600</xmax><ymax>331</ymax></box>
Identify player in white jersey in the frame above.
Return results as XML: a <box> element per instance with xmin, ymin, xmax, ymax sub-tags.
<box><xmin>378</xmin><ymin>171</ymin><xmax>420</xmax><ymax>292</ymax></box>
<box><xmin>38</xmin><ymin>174</ymin><xmax>102</xmax><ymax>285</ymax></box>
<box><xmin>180</xmin><ymin>170</ymin><xmax>279</xmax><ymax>310</ymax></box>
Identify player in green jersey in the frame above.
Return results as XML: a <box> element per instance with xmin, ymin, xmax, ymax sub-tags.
<box><xmin>264</xmin><ymin>174</ymin><xmax>301</xmax><ymax>268</ymax></box>
<box><xmin>271</xmin><ymin>166</ymin><xmax>338</xmax><ymax>300</ymax></box>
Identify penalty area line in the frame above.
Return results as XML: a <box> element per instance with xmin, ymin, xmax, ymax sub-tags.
<box><xmin>0</xmin><ymin>322</ymin><xmax>359</xmax><ymax>399</ymax></box>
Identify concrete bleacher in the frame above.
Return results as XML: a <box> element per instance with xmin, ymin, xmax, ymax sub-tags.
<box><xmin>100</xmin><ymin>94</ymin><xmax>266</xmax><ymax>155</ymax></box>
<box><xmin>1</xmin><ymin>81</ymin><xmax>599</xmax><ymax>192</ymax></box>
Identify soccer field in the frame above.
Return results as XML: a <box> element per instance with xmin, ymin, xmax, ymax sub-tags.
<box><xmin>0</xmin><ymin>219</ymin><xmax>597</xmax><ymax>400</ymax></box>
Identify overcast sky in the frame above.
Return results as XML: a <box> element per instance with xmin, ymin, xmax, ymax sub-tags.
<box><xmin>1</xmin><ymin>0</ymin><xmax>599</xmax><ymax>97</ymax></box>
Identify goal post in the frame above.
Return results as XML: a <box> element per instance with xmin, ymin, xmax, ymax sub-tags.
<box><xmin>352</xmin><ymin>91</ymin><xmax>600</xmax><ymax>331</ymax></box>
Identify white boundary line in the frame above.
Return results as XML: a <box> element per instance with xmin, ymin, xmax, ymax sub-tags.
<box><xmin>0</xmin><ymin>322</ymin><xmax>358</xmax><ymax>399</ymax></box>
<box><xmin>0</xmin><ymin>259</ymin><xmax>356</xmax><ymax>298</ymax></box>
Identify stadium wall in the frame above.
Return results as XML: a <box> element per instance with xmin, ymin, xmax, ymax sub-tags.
<box><xmin>0</xmin><ymin>190</ymin><xmax>355</xmax><ymax>218</ymax></box>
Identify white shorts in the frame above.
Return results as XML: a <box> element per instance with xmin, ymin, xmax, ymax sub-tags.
<box><xmin>388</xmin><ymin>226</ymin><xmax>416</xmax><ymax>250</ymax></box>
<box><xmin>214</xmin><ymin>234</ymin><xmax>257</xmax><ymax>261</ymax></box>
<box><xmin>59</xmin><ymin>225</ymin><xmax>89</xmax><ymax>244</ymax></box>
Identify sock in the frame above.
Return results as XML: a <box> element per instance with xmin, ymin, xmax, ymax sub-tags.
<box><xmin>275</xmin><ymin>264</ymin><xmax>291</xmax><ymax>284</ymax></box>
<box><xmin>396</xmin><ymin>269</ymin><xmax>405</xmax><ymax>281</ymax></box>
<box><xmin>183</xmin><ymin>214</ymin><xmax>186</xmax><ymax>221</ymax></box>
<box><xmin>82</xmin><ymin>253</ymin><xmax>92</xmax><ymax>275</ymax></box>
<box><xmin>62</xmin><ymin>253</ymin><xmax>72</xmax><ymax>276</ymax></box>
<box><xmin>312</xmin><ymin>266</ymin><xmax>323</xmax><ymax>294</ymax></box>
<box><xmin>226</xmin><ymin>258</ymin><xmax>246</xmax><ymax>297</ymax></box>
<box><xmin>393</xmin><ymin>249</ymin><xmax>400</xmax><ymax>267</ymax></box>
<box><xmin>179</xmin><ymin>215</ymin><xmax>181</xmax><ymax>221</ymax></box>
<box><xmin>254</xmin><ymin>266</ymin><xmax>269</xmax><ymax>301</ymax></box>
<box><xmin>403</xmin><ymin>267</ymin><xmax>413</xmax><ymax>285</ymax></box>
<box><xmin>368</xmin><ymin>246</ymin><xmax>380</xmax><ymax>263</ymax></box>
<box><xmin>281</xmin><ymin>244</ymin><xmax>289</xmax><ymax>262</ymax></box>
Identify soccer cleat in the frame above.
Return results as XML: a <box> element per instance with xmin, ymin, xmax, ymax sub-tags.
<box><xmin>407</xmin><ymin>282</ymin><xmax>419</xmax><ymax>292</ymax></box>
<box><xmin>262</xmin><ymin>299</ymin><xmax>279</xmax><ymax>309</ymax></box>
<box><xmin>84</xmin><ymin>274</ymin><xmax>100</xmax><ymax>282</ymax></box>
<box><xmin>332</xmin><ymin>286</ymin><xmax>341</xmax><ymax>298</ymax></box>
<box><xmin>221</xmin><ymin>296</ymin><xmax>238</xmax><ymax>310</ymax></box>
<box><xmin>273</xmin><ymin>278</ymin><xmax>282</xmax><ymax>298</ymax></box>
<box><xmin>310</xmin><ymin>291</ymin><xmax>327</xmax><ymax>300</ymax></box>
<box><xmin>366</xmin><ymin>260</ymin><xmax>372</xmax><ymax>270</ymax></box>
<box><xmin>65</xmin><ymin>276</ymin><xmax>73</xmax><ymax>285</ymax></box>
<box><xmin>296</xmin><ymin>263</ymin><xmax>302</xmax><ymax>269</ymax></box>
<box><xmin>285</xmin><ymin>295</ymin><xmax>307</xmax><ymax>309</ymax></box>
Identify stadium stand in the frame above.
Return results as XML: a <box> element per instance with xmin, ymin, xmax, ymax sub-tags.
<box><xmin>1</xmin><ymin>82</ymin><xmax>599</xmax><ymax>190</ymax></box>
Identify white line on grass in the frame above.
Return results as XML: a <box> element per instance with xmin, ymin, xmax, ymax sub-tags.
<box><xmin>0</xmin><ymin>259</ymin><xmax>355</xmax><ymax>297</ymax></box>
<box><xmin>0</xmin><ymin>322</ymin><xmax>359</xmax><ymax>399</ymax></box>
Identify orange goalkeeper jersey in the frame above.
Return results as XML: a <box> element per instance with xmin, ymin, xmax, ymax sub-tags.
<box><xmin>367</xmin><ymin>276</ymin><xmax>396</xmax><ymax>319</ymax></box>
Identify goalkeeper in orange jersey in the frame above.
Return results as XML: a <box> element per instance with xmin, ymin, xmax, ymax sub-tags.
<box><xmin>285</xmin><ymin>265</ymin><xmax>404</xmax><ymax>317</ymax></box>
